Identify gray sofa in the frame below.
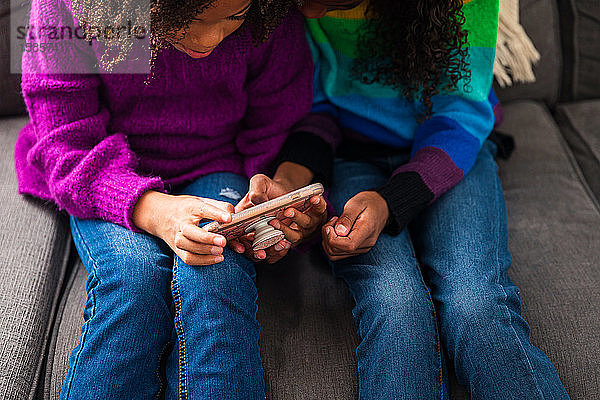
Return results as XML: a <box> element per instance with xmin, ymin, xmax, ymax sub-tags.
<box><xmin>1</xmin><ymin>0</ymin><xmax>599</xmax><ymax>398</ymax></box>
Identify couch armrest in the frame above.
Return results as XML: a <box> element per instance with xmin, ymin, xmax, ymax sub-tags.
<box><xmin>0</xmin><ymin>117</ymin><xmax>72</xmax><ymax>400</ymax></box>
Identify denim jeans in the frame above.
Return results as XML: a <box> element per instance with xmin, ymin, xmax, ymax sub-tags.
<box><xmin>60</xmin><ymin>172</ymin><xmax>265</xmax><ymax>400</ymax></box>
<box><xmin>328</xmin><ymin>140</ymin><xmax>570</xmax><ymax>400</ymax></box>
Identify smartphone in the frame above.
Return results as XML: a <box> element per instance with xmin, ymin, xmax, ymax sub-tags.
<box><xmin>204</xmin><ymin>183</ymin><xmax>324</xmax><ymax>248</ymax></box>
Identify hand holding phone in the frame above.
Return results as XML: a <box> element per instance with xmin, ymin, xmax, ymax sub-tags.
<box><xmin>204</xmin><ymin>183</ymin><xmax>325</xmax><ymax>252</ymax></box>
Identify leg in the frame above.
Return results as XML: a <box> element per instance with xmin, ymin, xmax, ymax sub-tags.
<box><xmin>329</xmin><ymin>159</ymin><xmax>447</xmax><ymax>400</ymax></box>
<box><xmin>165</xmin><ymin>173</ymin><xmax>264</xmax><ymax>400</ymax></box>
<box><xmin>60</xmin><ymin>216</ymin><xmax>174</xmax><ymax>399</ymax></box>
<box><xmin>411</xmin><ymin>140</ymin><xmax>569</xmax><ymax>400</ymax></box>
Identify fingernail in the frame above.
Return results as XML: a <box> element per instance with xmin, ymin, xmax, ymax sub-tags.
<box><xmin>285</xmin><ymin>209</ymin><xmax>294</xmax><ymax>218</ymax></box>
<box><xmin>291</xmin><ymin>222</ymin><xmax>299</xmax><ymax>230</ymax></box>
<box><xmin>214</xmin><ymin>237</ymin><xmax>226</xmax><ymax>246</ymax></box>
<box><xmin>214</xmin><ymin>255</ymin><xmax>224</xmax><ymax>263</ymax></box>
<box><xmin>284</xmin><ymin>241</ymin><xmax>291</xmax><ymax>249</ymax></box>
<box><xmin>336</xmin><ymin>225</ymin><xmax>348</xmax><ymax>235</ymax></box>
<box><xmin>311</xmin><ymin>197</ymin><xmax>319</xmax><ymax>204</ymax></box>
<box><xmin>211</xmin><ymin>246</ymin><xmax>222</xmax><ymax>255</ymax></box>
<box><xmin>258</xmin><ymin>252</ymin><xmax>266</xmax><ymax>259</ymax></box>
<box><xmin>274</xmin><ymin>244</ymin><xmax>283</xmax><ymax>251</ymax></box>
<box><xmin>326</xmin><ymin>227</ymin><xmax>332</xmax><ymax>235</ymax></box>
<box><xmin>271</xmin><ymin>220</ymin><xmax>281</xmax><ymax>229</ymax></box>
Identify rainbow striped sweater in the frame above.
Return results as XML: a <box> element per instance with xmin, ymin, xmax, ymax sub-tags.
<box><xmin>279</xmin><ymin>0</ymin><xmax>501</xmax><ymax>233</ymax></box>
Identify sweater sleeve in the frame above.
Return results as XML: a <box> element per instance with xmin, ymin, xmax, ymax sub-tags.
<box><xmin>236</xmin><ymin>9</ymin><xmax>314</xmax><ymax>178</ymax></box>
<box><xmin>20</xmin><ymin>1</ymin><xmax>164</xmax><ymax>232</ymax></box>
<box><xmin>376</xmin><ymin>0</ymin><xmax>499</xmax><ymax>234</ymax></box>
<box><xmin>21</xmin><ymin>72</ymin><xmax>165</xmax><ymax>232</ymax></box>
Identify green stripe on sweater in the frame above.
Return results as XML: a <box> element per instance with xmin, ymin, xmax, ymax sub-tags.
<box><xmin>462</xmin><ymin>0</ymin><xmax>499</xmax><ymax>48</ymax></box>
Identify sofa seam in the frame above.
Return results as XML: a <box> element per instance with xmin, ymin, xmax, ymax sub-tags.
<box><xmin>558</xmin><ymin>104</ymin><xmax>600</xmax><ymax>167</ymax></box>
<box><xmin>547</xmin><ymin>105</ymin><xmax>600</xmax><ymax>215</ymax></box>
<box><xmin>28</xmin><ymin>221</ymin><xmax>73</xmax><ymax>400</ymax></box>
<box><xmin>41</xmin><ymin>241</ymin><xmax>81</xmax><ymax>400</ymax></box>
<box><xmin>550</xmin><ymin>0</ymin><xmax>564</xmax><ymax>107</ymax></box>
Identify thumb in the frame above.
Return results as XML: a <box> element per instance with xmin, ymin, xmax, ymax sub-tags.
<box><xmin>248</xmin><ymin>174</ymin><xmax>270</xmax><ymax>204</ymax></box>
<box><xmin>336</xmin><ymin>201</ymin><xmax>363</xmax><ymax>237</ymax></box>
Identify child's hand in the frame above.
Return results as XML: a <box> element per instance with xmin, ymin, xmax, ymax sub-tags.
<box><xmin>231</xmin><ymin>173</ymin><xmax>327</xmax><ymax>264</ymax></box>
<box><xmin>321</xmin><ymin>191</ymin><xmax>389</xmax><ymax>261</ymax></box>
<box><xmin>133</xmin><ymin>190</ymin><xmax>233</xmax><ymax>266</ymax></box>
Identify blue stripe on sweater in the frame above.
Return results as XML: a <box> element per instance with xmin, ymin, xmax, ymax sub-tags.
<box><xmin>413</xmin><ymin>116</ymin><xmax>481</xmax><ymax>173</ymax></box>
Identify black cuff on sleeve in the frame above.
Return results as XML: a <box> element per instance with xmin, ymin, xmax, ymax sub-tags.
<box><xmin>273</xmin><ymin>131</ymin><xmax>334</xmax><ymax>186</ymax></box>
<box><xmin>374</xmin><ymin>171</ymin><xmax>434</xmax><ymax>236</ymax></box>
<box><xmin>488</xmin><ymin>131</ymin><xmax>515</xmax><ymax>160</ymax></box>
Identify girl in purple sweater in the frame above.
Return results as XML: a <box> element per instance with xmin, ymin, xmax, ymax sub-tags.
<box><xmin>15</xmin><ymin>0</ymin><xmax>328</xmax><ymax>398</ymax></box>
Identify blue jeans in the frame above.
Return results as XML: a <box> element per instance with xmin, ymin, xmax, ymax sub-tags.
<box><xmin>329</xmin><ymin>140</ymin><xmax>570</xmax><ymax>400</ymax></box>
<box><xmin>60</xmin><ymin>173</ymin><xmax>265</xmax><ymax>399</ymax></box>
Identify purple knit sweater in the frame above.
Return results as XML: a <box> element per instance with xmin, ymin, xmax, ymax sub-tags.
<box><xmin>14</xmin><ymin>1</ymin><xmax>313</xmax><ymax>232</ymax></box>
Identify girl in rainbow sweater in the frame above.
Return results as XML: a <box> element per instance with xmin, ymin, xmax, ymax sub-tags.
<box><xmin>282</xmin><ymin>0</ymin><xmax>570</xmax><ymax>398</ymax></box>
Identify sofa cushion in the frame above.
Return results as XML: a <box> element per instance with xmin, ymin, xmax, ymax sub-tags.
<box><xmin>495</xmin><ymin>100</ymin><xmax>600</xmax><ymax>399</ymax></box>
<box><xmin>0</xmin><ymin>116</ymin><xmax>72</xmax><ymax>400</ymax></box>
<box><xmin>0</xmin><ymin>3</ymin><xmax>26</xmax><ymax>116</ymax></box>
<box><xmin>46</xmin><ymin>252</ymin><xmax>361</xmax><ymax>400</ymax></box>
<box><xmin>557</xmin><ymin>0</ymin><xmax>600</xmax><ymax>101</ymax></box>
<box><xmin>556</xmin><ymin>100</ymin><xmax>600</xmax><ymax>201</ymax></box>
<box><xmin>493</xmin><ymin>0</ymin><xmax>562</xmax><ymax>106</ymax></box>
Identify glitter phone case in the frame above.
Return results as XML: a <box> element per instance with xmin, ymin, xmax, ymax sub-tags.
<box><xmin>204</xmin><ymin>183</ymin><xmax>324</xmax><ymax>250</ymax></box>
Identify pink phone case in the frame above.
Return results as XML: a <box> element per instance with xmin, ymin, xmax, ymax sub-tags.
<box><xmin>204</xmin><ymin>183</ymin><xmax>324</xmax><ymax>242</ymax></box>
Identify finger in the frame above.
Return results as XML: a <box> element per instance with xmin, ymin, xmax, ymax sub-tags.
<box><xmin>228</xmin><ymin>238</ymin><xmax>246</xmax><ymax>254</ymax></box>
<box><xmin>326</xmin><ymin>244</ymin><xmax>372</xmax><ymax>256</ymax></box>
<box><xmin>322</xmin><ymin>239</ymin><xmax>359</xmax><ymax>261</ymax></box>
<box><xmin>323</xmin><ymin>216</ymin><xmax>338</xmax><ymax>229</ymax></box>
<box><xmin>181</xmin><ymin>224</ymin><xmax>227</xmax><ymax>247</ymax></box>
<box><xmin>283</xmin><ymin>207</ymin><xmax>312</xmax><ymax>230</ymax></box>
<box><xmin>174</xmin><ymin>233</ymin><xmax>225</xmax><ymax>256</ymax></box>
<box><xmin>272</xmin><ymin>238</ymin><xmax>291</xmax><ymax>252</ymax></box>
<box><xmin>270</xmin><ymin>219</ymin><xmax>302</xmax><ymax>244</ymax></box>
<box><xmin>236</xmin><ymin>235</ymin><xmax>263</xmax><ymax>260</ymax></box>
<box><xmin>249</xmin><ymin>190</ymin><xmax>269</xmax><ymax>205</ymax></box>
<box><xmin>340</xmin><ymin>215</ymin><xmax>373</xmax><ymax>250</ymax></box>
<box><xmin>201</xmin><ymin>198</ymin><xmax>236</xmax><ymax>214</ymax></box>
<box><xmin>264</xmin><ymin>240</ymin><xmax>291</xmax><ymax>264</ymax></box>
<box><xmin>321</xmin><ymin>218</ymin><xmax>337</xmax><ymax>242</ymax></box>
<box><xmin>325</xmin><ymin>234</ymin><xmax>359</xmax><ymax>253</ymax></box>
<box><xmin>248</xmin><ymin>174</ymin><xmax>270</xmax><ymax>204</ymax></box>
<box><xmin>235</xmin><ymin>234</ymin><xmax>267</xmax><ymax>261</ymax></box>
<box><xmin>335</xmin><ymin>202</ymin><xmax>366</xmax><ymax>237</ymax></box>
<box><xmin>321</xmin><ymin>236</ymin><xmax>369</xmax><ymax>260</ymax></box>
<box><xmin>191</xmin><ymin>201</ymin><xmax>233</xmax><ymax>223</ymax></box>
<box><xmin>307</xmin><ymin>196</ymin><xmax>328</xmax><ymax>218</ymax></box>
<box><xmin>252</xmin><ymin>249</ymin><xmax>267</xmax><ymax>260</ymax></box>
<box><xmin>176</xmin><ymin>250</ymin><xmax>224</xmax><ymax>266</ymax></box>
<box><xmin>323</xmin><ymin>224</ymin><xmax>365</xmax><ymax>254</ymax></box>
<box><xmin>235</xmin><ymin>194</ymin><xmax>254</xmax><ymax>213</ymax></box>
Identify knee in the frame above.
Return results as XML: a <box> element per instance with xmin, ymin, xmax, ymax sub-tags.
<box><xmin>94</xmin><ymin>246</ymin><xmax>172</xmax><ymax>306</ymax></box>
<box><xmin>440</xmin><ymin>282</ymin><xmax>502</xmax><ymax>333</ymax></box>
<box><xmin>174</xmin><ymin>248</ymin><xmax>257</xmax><ymax>306</ymax></box>
<box><xmin>358</xmin><ymin>278</ymin><xmax>434</xmax><ymax>334</ymax></box>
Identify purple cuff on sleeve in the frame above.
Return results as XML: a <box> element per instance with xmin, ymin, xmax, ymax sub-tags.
<box><xmin>392</xmin><ymin>146</ymin><xmax>464</xmax><ymax>202</ymax></box>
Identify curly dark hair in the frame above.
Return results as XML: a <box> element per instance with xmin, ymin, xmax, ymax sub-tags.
<box><xmin>70</xmin><ymin>0</ymin><xmax>302</xmax><ymax>71</ymax></box>
<box><xmin>152</xmin><ymin>0</ymin><xmax>302</xmax><ymax>47</ymax></box>
<box><xmin>353</xmin><ymin>0</ymin><xmax>470</xmax><ymax>118</ymax></box>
